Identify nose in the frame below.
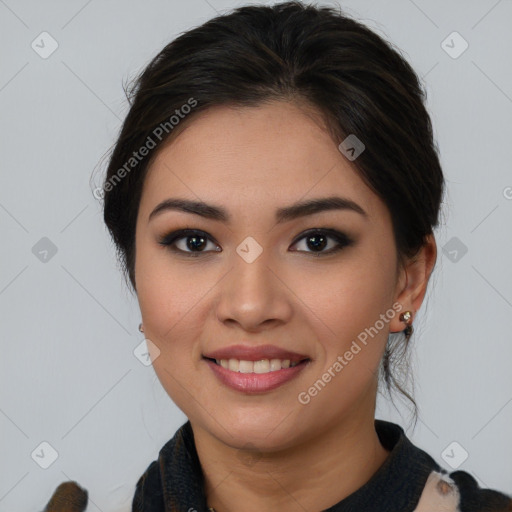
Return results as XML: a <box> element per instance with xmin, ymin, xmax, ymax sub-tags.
<box><xmin>214</xmin><ymin>247</ymin><xmax>294</xmax><ymax>332</ymax></box>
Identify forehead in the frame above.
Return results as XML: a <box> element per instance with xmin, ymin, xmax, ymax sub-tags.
<box><xmin>139</xmin><ymin>101</ymin><xmax>387</xmax><ymax>223</ymax></box>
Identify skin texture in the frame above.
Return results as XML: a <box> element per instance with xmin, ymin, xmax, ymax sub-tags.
<box><xmin>134</xmin><ymin>100</ymin><xmax>437</xmax><ymax>512</ymax></box>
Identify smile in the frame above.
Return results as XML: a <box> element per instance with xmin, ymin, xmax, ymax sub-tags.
<box><xmin>203</xmin><ymin>356</ymin><xmax>310</xmax><ymax>393</ymax></box>
<box><xmin>210</xmin><ymin>357</ymin><xmax>304</xmax><ymax>373</ymax></box>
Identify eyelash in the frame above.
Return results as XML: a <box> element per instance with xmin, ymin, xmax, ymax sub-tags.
<box><xmin>158</xmin><ymin>228</ymin><xmax>354</xmax><ymax>257</ymax></box>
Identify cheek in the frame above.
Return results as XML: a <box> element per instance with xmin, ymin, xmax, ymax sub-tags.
<box><xmin>136</xmin><ymin>240</ymin><xmax>206</xmax><ymax>332</ymax></box>
<box><xmin>294</xmin><ymin>245</ymin><xmax>396</xmax><ymax>366</ymax></box>
<box><xmin>136</xmin><ymin>257</ymin><xmax>210</xmax><ymax>414</ymax></box>
<box><xmin>292</xmin><ymin>267</ymin><xmax>395</xmax><ymax>417</ymax></box>
<box><xmin>135</xmin><ymin>245</ymin><xmax>211</xmax><ymax>376</ymax></box>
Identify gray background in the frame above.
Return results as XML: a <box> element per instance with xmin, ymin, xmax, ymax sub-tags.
<box><xmin>1</xmin><ymin>0</ymin><xmax>511</xmax><ymax>510</ymax></box>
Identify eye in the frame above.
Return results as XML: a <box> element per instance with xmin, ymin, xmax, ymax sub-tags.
<box><xmin>158</xmin><ymin>229</ymin><xmax>221</xmax><ymax>256</ymax></box>
<box><xmin>158</xmin><ymin>227</ymin><xmax>354</xmax><ymax>257</ymax></box>
<box><xmin>289</xmin><ymin>228</ymin><xmax>354</xmax><ymax>256</ymax></box>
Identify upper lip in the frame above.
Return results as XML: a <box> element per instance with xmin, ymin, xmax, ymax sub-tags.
<box><xmin>203</xmin><ymin>344</ymin><xmax>310</xmax><ymax>363</ymax></box>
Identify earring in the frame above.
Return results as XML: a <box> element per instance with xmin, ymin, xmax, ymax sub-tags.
<box><xmin>138</xmin><ymin>322</ymin><xmax>144</xmax><ymax>333</ymax></box>
<box><xmin>399</xmin><ymin>311</ymin><xmax>414</xmax><ymax>337</ymax></box>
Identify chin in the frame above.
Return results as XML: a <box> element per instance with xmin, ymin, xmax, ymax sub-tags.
<box><xmin>204</xmin><ymin>407</ymin><xmax>305</xmax><ymax>452</ymax></box>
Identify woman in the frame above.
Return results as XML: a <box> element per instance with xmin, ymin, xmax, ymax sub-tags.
<box><xmin>45</xmin><ymin>2</ymin><xmax>510</xmax><ymax>511</ymax></box>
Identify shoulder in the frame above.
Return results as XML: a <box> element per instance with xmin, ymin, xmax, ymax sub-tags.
<box><xmin>131</xmin><ymin>421</ymin><xmax>195</xmax><ymax>511</ymax></box>
<box><xmin>413</xmin><ymin>468</ymin><xmax>511</xmax><ymax>512</ymax></box>
<box><xmin>374</xmin><ymin>419</ymin><xmax>511</xmax><ymax>511</ymax></box>
<box><xmin>132</xmin><ymin>459</ymin><xmax>165</xmax><ymax>512</ymax></box>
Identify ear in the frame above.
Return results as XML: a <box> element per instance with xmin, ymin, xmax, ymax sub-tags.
<box><xmin>389</xmin><ymin>234</ymin><xmax>437</xmax><ymax>334</ymax></box>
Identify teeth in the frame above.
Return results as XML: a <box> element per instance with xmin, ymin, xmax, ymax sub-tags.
<box><xmin>239</xmin><ymin>360</ymin><xmax>253</xmax><ymax>374</ymax></box>
<box><xmin>254</xmin><ymin>359</ymin><xmax>270</xmax><ymax>373</ymax></box>
<box><xmin>216</xmin><ymin>358</ymin><xmax>301</xmax><ymax>373</ymax></box>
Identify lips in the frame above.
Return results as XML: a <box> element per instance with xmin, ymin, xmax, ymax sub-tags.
<box><xmin>204</xmin><ymin>357</ymin><xmax>310</xmax><ymax>393</ymax></box>
<box><xmin>202</xmin><ymin>344</ymin><xmax>310</xmax><ymax>364</ymax></box>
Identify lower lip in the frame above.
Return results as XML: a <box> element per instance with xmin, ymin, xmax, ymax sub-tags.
<box><xmin>204</xmin><ymin>358</ymin><xmax>309</xmax><ymax>393</ymax></box>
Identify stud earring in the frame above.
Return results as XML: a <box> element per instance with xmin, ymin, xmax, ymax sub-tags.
<box><xmin>138</xmin><ymin>322</ymin><xmax>144</xmax><ymax>333</ymax></box>
<box><xmin>399</xmin><ymin>311</ymin><xmax>414</xmax><ymax>337</ymax></box>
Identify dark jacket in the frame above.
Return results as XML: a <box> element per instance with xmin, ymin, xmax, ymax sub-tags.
<box><xmin>132</xmin><ymin>419</ymin><xmax>512</xmax><ymax>512</ymax></box>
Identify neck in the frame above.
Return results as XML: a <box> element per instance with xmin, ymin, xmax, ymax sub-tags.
<box><xmin>193</xmin><ymin>408</ymin><xmax>390</xmax><ymax>512</ymax></box>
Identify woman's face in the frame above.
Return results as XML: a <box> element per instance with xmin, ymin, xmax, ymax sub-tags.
<box><xmin>134</xmin><ymin>100</ymin><xmax>408</xmax><ymax>450</ymax></box>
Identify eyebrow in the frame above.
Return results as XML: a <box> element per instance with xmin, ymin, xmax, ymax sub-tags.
<box><xmin>148</xmin><ymin>196</ymin><xmax>367</xmax><ymax>224</ymax></box>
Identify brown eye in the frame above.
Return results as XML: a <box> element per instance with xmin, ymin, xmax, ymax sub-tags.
<box><xmin>290</xmin><ymin>229</ymin><xmax>354</xmax><ymax>255</ymax></box>
<box><xmin>158</xmin><ymin>228</ymin><xmax>353</xmax><ymax>257</ymax></box>
<box><xmin>159</xmin><ymin>229</ymin><xmax>221</xmax><ymax>256</ymax></box>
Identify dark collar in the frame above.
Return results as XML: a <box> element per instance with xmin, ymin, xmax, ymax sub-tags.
<box><xmin>325</xmin><ymin>419</ymin><xmax>440</xmax><ymax>511</ymax></box>
<box><xmin>133</xmin><ymin>419</ymin><xmax>441</xmax><ymax>512</ymax></box>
